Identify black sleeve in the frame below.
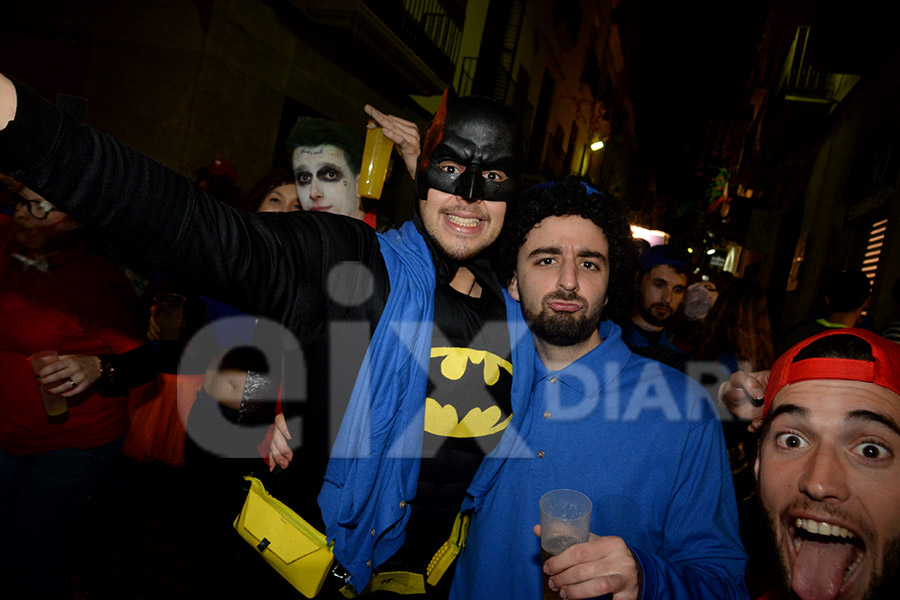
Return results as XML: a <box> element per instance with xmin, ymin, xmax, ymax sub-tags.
<box><xmin>0</xmin><ymin>79</ymin><xmax>388</xmax><ymax>344</ymax></box>
<box><xmin>628</xmin><ymin>344</ymin><xmax>688</xmax><ymax>372</ymax></box>
<box><xmin>94</xmin><ymin>343</ymin><xmax>162</xmax><ymax>396</ymax></box>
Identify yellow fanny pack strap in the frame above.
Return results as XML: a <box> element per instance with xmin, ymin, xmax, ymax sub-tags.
<box><xmin>425</xmin><ymin>512</ymin><xmax>470</xmax><ymax>586</ymax></box>
<box><xmin>342</xmin><ymin>512</ymin><xmax>471</xmax><ymax>596</ymax></box>
<box><xmin>363</xmin><ymin>572</ymin><xmax>427</xmax><ymax>595</ymax></box>
<box><xmin>341</xmin><ymin>513</ymin><xmax>470</xmax><ymax>598</ymax></box>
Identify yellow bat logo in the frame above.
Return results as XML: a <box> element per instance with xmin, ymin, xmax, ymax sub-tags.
<box><xmin>424</xmin><ymin>347</ymin><xmax>513</xmax><ymax>438</ymax></box>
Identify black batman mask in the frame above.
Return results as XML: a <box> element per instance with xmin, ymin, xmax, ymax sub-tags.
<box><xmin>415</xmin><ymin>92</ymin><xmax>524</xmax><ymax>204</ymax></box>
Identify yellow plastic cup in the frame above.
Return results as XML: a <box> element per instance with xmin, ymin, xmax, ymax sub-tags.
<box><xmin>358</xmin><ymin>126</ymin><xmax>394</xmax><ymax>199</ymax></box>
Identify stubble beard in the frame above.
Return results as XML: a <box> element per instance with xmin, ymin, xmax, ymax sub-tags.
<box><xmin>428</xmin><ymin>230</ymin><xmax>491</xmax><ymax>261</ymax></box>
<box><xmin>423</xmin><ymin>217</ymin><xmax>495</xmax><ymax>262</ymax></box>
<box><xmin>760</xmin><ymin>495</ymin><xmax>900</xmax><ymax>600</ymax></box>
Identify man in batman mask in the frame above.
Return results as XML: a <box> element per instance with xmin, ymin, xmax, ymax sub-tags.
<box><xmin>0</xmin><ymin>76</ymin><xmax>524</xmax><ymax>597</ymax></box>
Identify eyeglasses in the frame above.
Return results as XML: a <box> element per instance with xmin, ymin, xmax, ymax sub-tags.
<box><xmin>14</xmin><ymin>195</ymin><xmax>56</xmax><ymax>220</ymax></box>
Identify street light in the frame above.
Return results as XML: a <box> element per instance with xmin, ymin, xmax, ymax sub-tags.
<box><xmin>590</xmin><ymin>140</ymin><xmax>604</xmax><ymax>151</ymax></box>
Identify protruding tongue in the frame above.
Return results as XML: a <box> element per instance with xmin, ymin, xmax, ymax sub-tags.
<box><xmin>792</xmin><ymin>539</ymin><xmax>857</xmax><ymax>600</ymax></box>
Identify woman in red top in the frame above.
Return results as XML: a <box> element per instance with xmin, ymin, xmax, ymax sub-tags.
<box><xmin>0</xmin><ymin>182</ymin><xmax>144</xmax><ymax>598</ymax></box>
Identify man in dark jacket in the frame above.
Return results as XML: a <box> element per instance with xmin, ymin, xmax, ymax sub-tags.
<box><xmin>0</xmin><ymin>75</ymin><xmax>522</xmax><ymax>597</ymax></box>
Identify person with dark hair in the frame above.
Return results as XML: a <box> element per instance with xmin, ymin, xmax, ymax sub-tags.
<box><xmin>493</xmin><ymin>177</ymin><xmax>637</xmax><ymax>324</ymax></box>
<box><xmin>753</xmin><ymin>328</ymin><xmax>900</xmax><ymax>599</ymax></box>
<box><xmin>694</xmin><ymin>279</ymin><xmax>775</xmax><ymax>374</ymax></box>
<box><xmin>0</xmin><ymin>74</ymin><xmax>529</xmax><ymax>597</ymax></box>
<box><xmin>450</xmin><ymin>178</ymin><xmax>747</xmax><ymax>599</ymax></box>
<box><xmin>779</xmin><ymin>269</ymin><xmax>872</xmax><ymax>353</ymax></box>
<box><xmin>0</xmin><ymin>184</ymin><xmax>145</xmax><ymax>598</ymax></box>
<box><xmin>690</xmin><ymin>279</ymin><xmax>776</xmax><ymax>592</ymax></box>
<box><xmin>247</xmin><ymin>167</ymin><xmax>300</xmax><ymax>213</ymax></box>
<box><xmin>620</xmin><ymin>244</ymin><xmax>691</xmax><ymax>369</ymax></box>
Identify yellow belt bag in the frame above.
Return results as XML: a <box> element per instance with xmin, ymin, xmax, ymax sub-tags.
<box><xmin>235</xmin><ymin>476</ymin><xmax>470</xmax><ymax>598</ymax></box>
<box><xmin>343</xmin><ymin>512</ymin><xmax>471</xmax><ymax>597</ymax></box>
<box><xmin>233</xmin><ymin>476</ymin><xmax>334</xmax><ymax>598</ymax></box>
<box><xmin>426</xmin><ymin>511</ymin><xmax>469</xmax><ymax>586</ymax></box>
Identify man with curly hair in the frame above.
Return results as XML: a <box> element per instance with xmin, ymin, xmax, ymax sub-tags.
<box><xmin>450</xmin><ymin>178</ymin><xmax>748</xmax><ymax>599</ymax></box>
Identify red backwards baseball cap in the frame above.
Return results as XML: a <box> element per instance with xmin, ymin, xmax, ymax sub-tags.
<box><xmin>764</xmin><ymin>328</ymin><xmax>900</xmax><ymax>416</ymax></box>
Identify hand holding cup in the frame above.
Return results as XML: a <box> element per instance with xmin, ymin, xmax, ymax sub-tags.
<box><xmin>539</xmin><ymin>489</ymin><xmax>592</xmax><ymax>599</ymax></box>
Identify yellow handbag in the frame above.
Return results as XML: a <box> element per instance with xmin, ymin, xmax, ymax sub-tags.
<box><xmin>234</xmin><ymin>476</ymin><xmax>335</xmax><ymax>598</ymax></box>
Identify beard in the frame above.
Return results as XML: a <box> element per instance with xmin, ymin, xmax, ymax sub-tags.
<box><xmin>637</xmin><ymin>299</ymin><xmax>672</xmax><ymax>328</ymax></box>
<box><xmin>760</xmin><ymin>494</ymin><xmax>900</xmax><ymax>600</ymax></box>
<box><xmin>522</xmin><ymin>291</ymin><xmax>604</xmax><ymax>347</ymax></box>
<box><xmin>864</xmin><ymin>537</ymin><xmax>900</xmax><ymax>599</ymax></box>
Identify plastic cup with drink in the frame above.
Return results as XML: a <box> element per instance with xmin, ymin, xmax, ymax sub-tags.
<box><xmin>540</xmin><ymin>489</ymin><xmax>592</xmax><ymax>600</ymax></box>
<box><xmin>357</xmin><ymin>125</ymin><xmax>394</xmax><ymax>199</ymax></box>
<box><xmin>29</xmin><ymin>350</ymin><xmax>69</xmax><ymax>417</ymax></box>
<box><xmin>152</xmin><ymin>293</ymin><xmax>186</xmax><ymax>341</ymax></box>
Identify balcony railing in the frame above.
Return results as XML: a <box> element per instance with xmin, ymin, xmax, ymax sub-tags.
<box><xmin>455</xmin><ymin>57</ymin><xmax>533</xmax><ymax>124</ymax></box>
<box><xmin>364</xmin><ymin>0</ymin><xmax>462</xmax><ymax>82</ymax></box>
<box><xmin>456</xmin><ymin>56</ymin><xmax>477</xmax><ymax>96</ymax></box>
<box><xmin>778</xmin><ymin>26</ymin><xmax>860</xmax><ymax>105</ymax></box>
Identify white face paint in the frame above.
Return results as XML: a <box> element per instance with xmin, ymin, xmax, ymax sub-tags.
<box><xmin>291</xmin><ymin>145</ymin><xmax>362</xmax><ymax>218</ymax></box>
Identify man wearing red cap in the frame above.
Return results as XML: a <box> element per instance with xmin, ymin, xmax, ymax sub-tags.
<box><xmin>753</xmin><ymin>328</ymin><xmax>900</xmax><ymax>600</ymax></box>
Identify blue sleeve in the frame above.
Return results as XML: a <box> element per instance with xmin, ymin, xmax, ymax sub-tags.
<box><xmin>633</xmin><ymin>416</ymin><xmax>749</xmax><ymax>600</ymax></box>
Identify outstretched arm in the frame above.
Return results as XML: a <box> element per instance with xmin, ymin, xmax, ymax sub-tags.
<box><xmin>0</xmin><ymin>76</ymin><xmax>385</xmax><ymax>342</ymax></box>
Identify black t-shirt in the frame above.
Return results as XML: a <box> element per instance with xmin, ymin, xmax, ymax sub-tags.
<box><xmin>387</xmin><ymin>280</ymin><xmax>512</xmax><ymax>574</ymax></box>
<box><xmin>631</xmin><ymin>323</ymin><xmax>664</xmax><ymax>346</ymax></box>
<box><xmin>626</xmin><ymin>324</ymin><xmax>687</xmax><ymax>371</ymax></box>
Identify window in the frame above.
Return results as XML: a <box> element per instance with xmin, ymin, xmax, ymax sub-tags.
<box><xmin>861</xmin><ymin>218</ymin><xmax>887</xmax><ymax>283</ymax></box>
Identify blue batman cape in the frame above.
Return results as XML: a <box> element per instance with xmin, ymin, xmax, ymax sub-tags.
<box><xmin>318</xmin><ymin>221</ymin><xmax>535</xmax><ymax>589</ymax></box>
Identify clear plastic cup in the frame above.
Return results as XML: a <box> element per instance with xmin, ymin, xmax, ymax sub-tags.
<box><xmin>540</xmin><ymin>489</ymin><xmax>592</xmax><ymax>599</ymax></box>
<box><xmin>29</xmin><ymin>350</ymin><xmax>69</xmax><ymax>417</ymax></box>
